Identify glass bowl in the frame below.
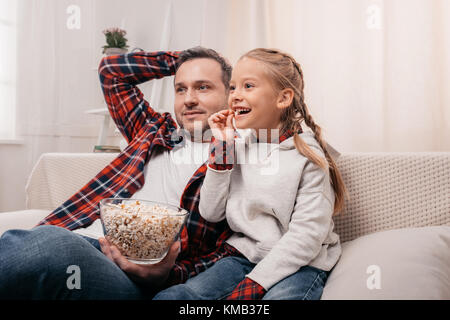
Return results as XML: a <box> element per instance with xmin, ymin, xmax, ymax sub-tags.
<box><xmin>99</xmin><ymin>198</ymin><xmax>189</xmax><ymax>264</ymax></box>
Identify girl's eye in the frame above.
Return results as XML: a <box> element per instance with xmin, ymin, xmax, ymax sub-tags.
<box><xmin>229</xmin><ymin>85</ymin><xmax>235</xmax><ymax>91</ymax></box>
<box><xmin>245</xmin><ymin>83</ymin><xmax>254</xmax><ymax>89</ymax></box>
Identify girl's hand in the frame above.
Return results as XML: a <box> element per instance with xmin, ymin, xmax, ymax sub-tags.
<box><xmin>208</xmin><ymin>109</ymin><xmax>235</xmax><ymax>142</ymax></box>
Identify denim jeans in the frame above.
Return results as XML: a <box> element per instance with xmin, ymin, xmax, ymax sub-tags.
<box><xmin>153</xmin><ymin>255</ymin><xmax>329</xmax><ymax>300</ymax></box>
<box><xmin>0</xmin><ymin>225</ymin><xmax>147</xmax><ymax>300</ymax></box>
<box><xmin>0</xmin><ymin>225</ymin><xmax>328</xmax><ymax>300</ymax></box>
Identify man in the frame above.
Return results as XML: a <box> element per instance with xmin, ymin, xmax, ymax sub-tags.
<box><xmin>0</xmin><ymin>47</ymin><xmax>248</xmax><ymax>299</ymax></box>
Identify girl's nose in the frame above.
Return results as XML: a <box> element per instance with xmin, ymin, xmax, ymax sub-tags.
<box><xmin>231</xmin><ymin>90</ymin><xmax>243</xmax><ymax>103</ymax></box>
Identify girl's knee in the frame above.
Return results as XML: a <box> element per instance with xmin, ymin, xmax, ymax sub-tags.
<box><xmin>153</xmin><ymin>284</ymin><xmax>198</xmax><ymax>300</ymax></box>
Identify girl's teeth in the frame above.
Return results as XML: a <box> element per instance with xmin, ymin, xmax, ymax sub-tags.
<box><xmin>235</xmin><ymin>109</ymin><xmax>250</xmax><ymax>115</ymax></box>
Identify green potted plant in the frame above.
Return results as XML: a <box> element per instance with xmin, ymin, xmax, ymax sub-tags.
<box><xmin>102</xmin><ymin>27</ymin><xmax>129</xmax><ymax>55</ymax></box>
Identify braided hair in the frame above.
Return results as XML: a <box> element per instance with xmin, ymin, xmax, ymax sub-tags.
<box><xmin>241</xmin><ymin>48</ymin><xmax>348</xmax><ymax>216</ymax></box>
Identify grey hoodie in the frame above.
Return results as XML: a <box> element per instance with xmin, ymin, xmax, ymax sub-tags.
<box><xmin>199</xmin><ymin>131</ymin><xmax>342</xmax><ymax>290</ymax></box>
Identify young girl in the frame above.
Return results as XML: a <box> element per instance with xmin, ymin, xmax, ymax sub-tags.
<box><xmin>153</xmin><ymin>48</ymin><xmax>347</xmax><ymax>300</ymax></box>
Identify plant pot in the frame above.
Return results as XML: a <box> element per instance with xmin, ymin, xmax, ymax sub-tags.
<box><xmin>104</xmin><ymin>48</ymin><xmax>128</xmax><ymax>56</ymax></box>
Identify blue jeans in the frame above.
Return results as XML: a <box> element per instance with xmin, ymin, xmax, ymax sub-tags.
<box><xmin>0</xmin><ymin>225</ymin><xmax>328</xmax><ymax>300</ymax></box>
<box><xmin>0</xmin><ymin>225</ymin><xmax>148</xmax><ymax>299</ymax></box>
<box><xmin>153</xmin><ymin>255</ymin><xmax>329</xmax><ymax>300</ymax></box>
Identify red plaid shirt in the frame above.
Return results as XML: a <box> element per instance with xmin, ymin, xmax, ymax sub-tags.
<box><xmin>36</xmin><ymin>51</ymin><xmax>235</xmax><ymax>285</ymax></box>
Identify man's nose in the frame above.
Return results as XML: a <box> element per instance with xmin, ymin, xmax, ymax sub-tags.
<box><xmin>184</xmin><ymin>88</ymin><xmax>198</xmax><ymax>106</ymax></box>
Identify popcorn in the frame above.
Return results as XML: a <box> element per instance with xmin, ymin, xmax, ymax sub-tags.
<box><xmin>101</xmin><ymin>200</ymin><xmax>186</xmax><ymax>262</ymax></box>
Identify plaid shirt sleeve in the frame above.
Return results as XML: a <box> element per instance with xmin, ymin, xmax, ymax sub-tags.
<box><xmin>98</xmin><ymin>50</ymin><xmax>180</xmax><ymax>143</ymax></box>
<box><xmin>208</xmin><ymin>136</ymin><xmax>235</xmax><ymax>171</ymax></box>
<box><xmin>35</xmin><ymin>51</ymin><xmax>181</xmax><ymax>230</ymax></box>
<box><xmin>225</xmin><ymin>277</ymin><xmax>266</xmax><ymax>300</ymax></box>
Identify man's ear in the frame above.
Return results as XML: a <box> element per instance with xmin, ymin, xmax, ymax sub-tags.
<box><xmin>276</xmin><ymin>88</ymin><xmax>295</xmax><ymax>110</ymax></box>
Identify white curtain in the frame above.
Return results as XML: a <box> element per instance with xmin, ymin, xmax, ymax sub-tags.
<box><xmin>0</xmin><ymin>0</ymin><xmax>17</xmax><ymax>139</ymax></box>
<box><xmin>14</xmin><ymin>0</ymin><xmax>450</xmax><ymax>155</ymax></box>
<box><xmin>226</xmin><ymin>0</ymin><xmax>450</xmax><ymax>152</ymax></box>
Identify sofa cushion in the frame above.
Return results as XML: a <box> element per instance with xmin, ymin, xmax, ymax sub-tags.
<box><xmin>321</xmin><ymin>225</ymin><xmax>450</xmax><ymax>299</ymax></box>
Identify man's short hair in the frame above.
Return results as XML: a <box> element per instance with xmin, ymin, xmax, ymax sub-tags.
<box><xmin>175</xmin><ymin>46</ymin><xmax>232</xmax><ymax>90</ymax></box>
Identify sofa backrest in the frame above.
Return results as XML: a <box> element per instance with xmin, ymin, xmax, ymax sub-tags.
<box><xmin>26</xmin><ymin>152</ymin><xmax>450</xmax><ymax>243</ymax></box>
<box><xmin>333</xmin><ymin>152</ymin><xmax>450</xmax><ymax>242</ymax></box>
<box><xmin>25</xmin><ymin>153</ymin><xmax>117</xmax><ymax>211</ymax></box>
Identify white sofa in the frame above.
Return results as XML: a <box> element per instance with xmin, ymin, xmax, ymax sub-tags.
<box><xmin>1</xmin><ymin>152</ymin><xmax>450</xmax><ymax>299</ymax></box>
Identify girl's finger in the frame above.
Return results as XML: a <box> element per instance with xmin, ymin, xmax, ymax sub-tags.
<box><xmin>212</xmin><ymin>110</ymin><xmax>227</xmax><ymax>118</ymax></box>
<box><xmin>212</xmin><ymin>117</ymin><xmax>223</xmax><ymax>124</ymax></box>
<box><xmin>226</xmin><ymin>112</ymin><xmax>234</xmax><ymax>128</ymax></box>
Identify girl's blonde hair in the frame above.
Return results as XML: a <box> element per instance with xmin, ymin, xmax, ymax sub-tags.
<box><xmin>241</xmin><ymin>48</ymin><xmax>348</xmax><ymax>216</ymax></box>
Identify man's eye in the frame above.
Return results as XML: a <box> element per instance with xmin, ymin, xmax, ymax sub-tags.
<box><xmin>199</xmin><ymin>85</ymin><xmax>209</xmax><ymax>90</ymax></box>
<box><xmin>176</xmin><ymin>87</ymin><xmax>186</xmax><ymax>93</ymax></box>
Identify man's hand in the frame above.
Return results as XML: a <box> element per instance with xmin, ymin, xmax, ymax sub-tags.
<box><xmin>208</xmin><ymin>109</ymin><xmax>235</xmax><ymax>142</ymax></box>
<box><xmin>99</xmin><ymin>237</ymin><xmax>180</xmax><ymax>288</ymax></box>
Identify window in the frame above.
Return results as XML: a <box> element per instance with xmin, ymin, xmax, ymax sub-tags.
<box><xmin>0</xmin><ymin>0</ymin><xmax>17</xmax><ymax>139</ymax></box>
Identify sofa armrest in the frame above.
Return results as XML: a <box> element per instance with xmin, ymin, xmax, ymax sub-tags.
<box><xmin>25</xmin><ymin>153</ymin><xmax>117</xmax><ymax>211</ymax></box>
<box><xmin>0</xmin><ymin>210</ymin><xmax>51</xmax><ymax>236</ymax></box>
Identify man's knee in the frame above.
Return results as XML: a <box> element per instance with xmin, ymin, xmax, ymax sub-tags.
<box><xmin>0</xmin><ymin>225</ymin><xmax>106</xmax><ymax>299</ymax></box>
<box><xmin>2</xmin><ymin>225</ymin><xmax>73</xmax><ymax>243</ymax></box>
<box><xmin>2</xmin><ymin>225</ymin><xmax>77</xmax><ymax>259</ymax></box>
<box><xmin>29</xmin><ymin>224</ymin><xmax>74</xmax><ymax>240</ymax></box>
<box><xmin>3</xmin><ymin>225</ymin><xmax>79</xmax><ymax>267</ymax></box>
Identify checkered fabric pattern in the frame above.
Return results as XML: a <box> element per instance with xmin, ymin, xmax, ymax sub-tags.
<box><xmin>208</xmin><ymin>136</ymin><xmax>235</xmax><ymax>170</ymax></box>
<box><xmin>226</xmin><ymin>277</ymin><xmax>267</xmax><ymax>300</ymax></box>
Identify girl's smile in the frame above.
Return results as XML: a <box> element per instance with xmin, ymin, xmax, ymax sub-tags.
<box><xmin>232</xmin><ymin>106</ymin><xmax>252</xmax><ymax>120</ymax></box>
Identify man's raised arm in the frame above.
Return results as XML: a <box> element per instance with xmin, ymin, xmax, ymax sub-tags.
<box><xmin>98</xmin><ymin>51</ymin><xmax>181</xmax><ymax>143</ymax></box>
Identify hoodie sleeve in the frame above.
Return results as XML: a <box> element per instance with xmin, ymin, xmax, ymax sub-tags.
<box><xmin>198</xmin><ymin>137</ymin><xmax>235</xmax><ymax>223</ymax></box>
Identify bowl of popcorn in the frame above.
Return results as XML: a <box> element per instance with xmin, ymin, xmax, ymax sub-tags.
<box><xmin>99</xmin><ymin>198</ymin><xmax>189</xmax><ymax>265</ymax></box>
